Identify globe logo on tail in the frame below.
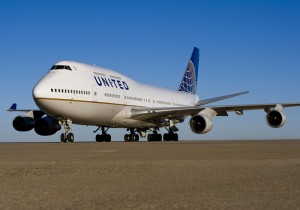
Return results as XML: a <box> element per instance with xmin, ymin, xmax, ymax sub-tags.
<box><xmin>178</xmin><ymin>60</ymin><xmax>197</xmax><ymax>94</ymax></box>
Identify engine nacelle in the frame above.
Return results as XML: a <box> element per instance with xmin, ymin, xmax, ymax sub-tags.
<box><xmin>189</xmin><ymin>114</ymin><xmax>213</xmax><ymax>134</ymax></box>
<box><xmin>266</xmin><ymin>110</ymin><xmax>286</xmax><ymax>128</ymax></box>
<box><xmin>13</xmin><ymin>115</ymin><xmax>35</xmax><ymax>131</ymax></box>
<box><xmin>34</xmin><ymin>116</ymin><xmax>61</xmax><ymax>136</ymax></box>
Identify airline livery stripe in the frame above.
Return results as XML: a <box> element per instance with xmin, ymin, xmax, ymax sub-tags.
<box><xmin>34</xmin><ymin>97</ymin><xmax>145</xmax><ymax>108</ymax></box>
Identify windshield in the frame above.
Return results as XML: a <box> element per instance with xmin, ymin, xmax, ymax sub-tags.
<box><xmin>50</xmin><ymin>65</ymin><xmax>72</xmax><ymax>71</ymax></box>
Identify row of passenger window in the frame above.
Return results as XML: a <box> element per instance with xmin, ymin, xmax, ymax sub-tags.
<box><xmin>157</xmin><ymin>100</ymin><xmax>172</xmax><ymax>105</ymax></box>
<box><xmin>50</xmin><ymin>88</ymin><xmax>180</xmax><ymax>106</ymax></box>
<box><xmin>51</xmin><ymin>88</ymin><xmax>91</xmax><ymax>95</ymax></box>
<box><xmin>104</xmin><ymin>93</ymin><xmax>120</xmax><ymax>98</ymax></box>
<box><xmin>124</xmin><ymin>95</ymin><xmax>172</xmax><ymax>105</ymax></box>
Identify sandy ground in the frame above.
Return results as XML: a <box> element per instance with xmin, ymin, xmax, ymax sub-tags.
<box><xmin>0</xmin><ymin>140</ymin><xmax>299</xmax><ymax>210</ymax></box>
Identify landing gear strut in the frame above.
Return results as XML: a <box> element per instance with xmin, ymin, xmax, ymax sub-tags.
<box><xmin>60</xmin><ymin>121</ymin><xmax>74</xmax><ymax>143</ymax></box>
<box><xmin>147</xmin><ymin>129</ymin><xmax>162</xmax><ymax>141</ymax></box>
<box><xmin>95</xmin><ymin>127</ymin><xmax>111</xmax><ymax>142</ymax></box>
<box><xmin>124</xmin><ymin>128</ymin><xmax>139</xmax><ymax>142</ymax></box>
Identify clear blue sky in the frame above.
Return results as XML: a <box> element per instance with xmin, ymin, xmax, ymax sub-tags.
<box><xmin>0</xmin><ymin>0</ymin><xmax>299</xmax><ymax>142</ymax></box>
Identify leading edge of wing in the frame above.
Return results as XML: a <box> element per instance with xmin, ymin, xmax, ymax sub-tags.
<box><xmin>196</xmin><ymin>91</ymin><xmax>249</xmax><ymax>106</ymax></box>
<box><xmin>131</xmin><ymin>91</ymin><xmax>250</xmax><ymax>121</ymax></box>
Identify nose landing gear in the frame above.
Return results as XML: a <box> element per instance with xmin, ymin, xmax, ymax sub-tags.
<box><xmin>60</xmin><ymin>121</ymin><xmax>74</xmax><ymax>143</ymax></box>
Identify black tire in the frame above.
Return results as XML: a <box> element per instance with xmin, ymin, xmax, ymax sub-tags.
<box><xmin>96</xmin><ymin>134</ymin><xmax>101</xmax><ymax>142</ymax></box>
<box><xmin>155</xmin><ymin>134</ymin><xmax>162</xmax><ymax>141</ymax></box>
<box><xmin>163</xmin><ymin>133</ymin><xmax>170</xmax><ymax>141</ymax></box>
<box><xmin>171</xmin><ymin>133</ymin><xmax>178</xmax><ymax>141</ymax></box>
<box><xmin>60</xmin><ymin>133</ymin><xmax>66</xmax><ymax>143</ymax></box>
<box><xmin>134</xmin><ymin>134</ymin><xmax>139</xmax><ymax>141</ymax></box>
<box><xmin>124</xmin><ymin>134</ymin><xmax>130</xmax><ymax>142</ymax></box>
<box><xmin>67</xmin><ymin>133</ymin><xmax>74</xmax><ymax>143</ymax></box>
<box><xmin>105</xmin><ymin>134</ymin><xmax>111</xmax><ymax>142</ymax></box>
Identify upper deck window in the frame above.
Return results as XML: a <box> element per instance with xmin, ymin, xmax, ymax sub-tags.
<box><xmin>50</xmin><ymin>65</ymin><xmax>72</xmax><ymax>71</ymax></box>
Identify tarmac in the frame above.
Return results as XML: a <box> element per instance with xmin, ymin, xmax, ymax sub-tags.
<box><xmin>0</xmin><ymin>140</ymin><xmax>299</xmax><ymax>210</ymax></box>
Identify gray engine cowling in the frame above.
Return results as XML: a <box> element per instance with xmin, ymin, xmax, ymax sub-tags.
<box><xmin>189</xmin><ymin>114</ymin><xmax>213</xmax><ymax>134</ymax></box>
<box><xmin>266</xmin><ymin>110</ymin><xmax>286</xmax><ymax>128</ymax></box>
<box><xmin>34</xmin><ymin>116</ymin><xmax>61</xmax><ymax>136</ymax></box>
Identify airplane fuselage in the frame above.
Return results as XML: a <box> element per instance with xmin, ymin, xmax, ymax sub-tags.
<box><xmin>33</xmin><ymin>61</ymin><xmax>199</xmax><ymax>128</ymax></box>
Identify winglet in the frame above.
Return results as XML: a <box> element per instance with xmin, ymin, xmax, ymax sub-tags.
<box><xmin>7</xmin><ymin>103</ymin><xmax>17</xmax><ymax>111</ymax></box>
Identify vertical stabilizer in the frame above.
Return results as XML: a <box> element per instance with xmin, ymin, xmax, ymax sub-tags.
<box><xmin>178</xmin><ymin>47</ymin><xmax>199</xmax><ymax>94</ymax></box>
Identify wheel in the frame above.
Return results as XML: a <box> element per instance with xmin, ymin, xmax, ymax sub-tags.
<box><xmin>173</xmin><ymin>133</ymin><xmax>179</xmax><ymax>141</ymax></box>
<box><xmin>67</xmin><ymin>133</ymin><xmax>74</xmax><ymax>142</ymax></box>
<box><xmin>163</xmin><ymin>133</ymin><xmax>170</xmax><ymax>141</ymax></box>
<box><xmin>124</xmin><ymin>134</ymin><xmax>130</xmax><ymax>142</ymax></box>
<box><xmin>169</xmin><ymin>133</ymin><xmax>178</xmax><ymax>141</ymax></box>
<box><xmin>156</xmin><ymin>134</ymin><xmax>162</xmax><ymax>141</ymax></box>
<box><xmin>129</xmin><ymin>134</ymin><xmax>135</xmax><ymax>141</ymax></box>
<box><xmin>147</xmin><ymin>134</ymin><xmax>153</xmax><ymax>141</ymax></box>
<box><xmin>60</xmin><ymin>133</ymin><xmax>67</xmax><ymax>143</ymax></box>
<box><xmin>105</xmin><ymin>134</ymin><xmax>111</xmax><ymax>142</ymax></box>
<box><xmin>96</xmin><ymin>134</ymin><xmax>101</xmax><ymax>142</ymax></box>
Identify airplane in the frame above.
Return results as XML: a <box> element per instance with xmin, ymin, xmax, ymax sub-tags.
<box><xmin>8</xmin><ymin>47</ymin><xmax>300</xmax><ymax>142</ymax></box>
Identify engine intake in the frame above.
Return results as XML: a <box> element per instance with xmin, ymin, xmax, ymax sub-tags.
<box><xmin>34</xmin><ymin>116</ymin><xmax>61</xmax><ymax>136</ymax></box>
<box><xmin>13</xmin><ymin>115</ymin><xmax>35</xmax><ymax>131</ymax></box>
<box><xmin>266</xmin><ymin>110</ymin><xmax>286</xmax><ymax>128</ymax></box>
<box><xmin>189</xmin><ymin>114</ymin><xmax>213</xmax><ymax>134</ymax></box>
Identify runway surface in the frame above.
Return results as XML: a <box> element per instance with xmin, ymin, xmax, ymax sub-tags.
<box><xmin>0</xmin><ymin>140</ymin><xmax>299</xmax><ymax>209</ymax></box>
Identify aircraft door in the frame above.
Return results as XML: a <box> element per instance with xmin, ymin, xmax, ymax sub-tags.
<box><xmin>91</xmin><ymin>85</ymin><xmax>97</xmax><ymax>102</ymax></box>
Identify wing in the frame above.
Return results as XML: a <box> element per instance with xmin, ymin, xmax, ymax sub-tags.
<box><xmin>131</xmin><ymin>102</ymin><xmax>300</xmax><ymax>121</ymax></box>
<box><xmin>7</xmin><ymin>103</ymin><xmax>44</xmax><ymax>118</ymax></box>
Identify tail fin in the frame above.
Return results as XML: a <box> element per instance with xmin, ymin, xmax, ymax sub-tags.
<box><xmin>178</xmin><ymin>47</ymin><xmax>199</xmax><ymax>94</ymax></box>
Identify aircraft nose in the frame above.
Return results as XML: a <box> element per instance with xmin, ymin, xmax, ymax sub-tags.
<box><xmin>32</xmin><ymin>81</ymin><xmax>45</xmax><ymax>99</ymax></box>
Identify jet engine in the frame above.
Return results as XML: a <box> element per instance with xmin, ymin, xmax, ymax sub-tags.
<box><xmin>34</xmin><ymin>116</ymin><xmax>61</xmax><ymax>136</ymax></box>
<box><xmin>13</xmin><ymin>115</ymin><xmax>35</xmax><ymax>131</ymax></box>
<box><xmin>266</xmin><ymin>109</ymin><xmax>286</xmax><ymax>128</ymax></box>
<box><xmin>189</xmin><ymin>114</ymin><xmax>213</xmax><ymax>134</ymax></box>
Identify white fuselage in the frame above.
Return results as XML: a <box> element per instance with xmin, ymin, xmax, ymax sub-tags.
<box><xmin>33</xmin><ymin>61</ymin><xmax>199</xmax><ymax>128</ymax></box>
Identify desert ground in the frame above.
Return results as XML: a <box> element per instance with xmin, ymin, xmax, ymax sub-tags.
<box><xmin>0</xmin><ymin>140</ymin><xmax>299</xmax><ymax>209</ymax></box>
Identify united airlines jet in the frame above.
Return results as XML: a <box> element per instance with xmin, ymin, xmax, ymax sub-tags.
<box><xmin>8</xmin><ymin>47</ymin><xmax>300</xmax><ymax>142</ymax></box>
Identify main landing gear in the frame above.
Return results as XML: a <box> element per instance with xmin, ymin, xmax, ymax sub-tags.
<box><xmin>60</xmin><ymin>121</ymin><xmax>74</xmax><ymax>143</ymax></box>
<box><xmin>163</xmin><ymin>131</ymin><xmax>178</xmax><ymax>141</ymax></box>
<box><xmin>124</xmin><ymin>128</ymin><xmax>139</xmax><ymax>142</ymax></box>
<box><xmin>94</xmin><ymin>127</ymin><xmax>111</xmax><ymax>142</ymax></box>
<box><xmin>147</xmin><ymin>129</ymin><xmax>162</xmax><ymax>141</ymax></box>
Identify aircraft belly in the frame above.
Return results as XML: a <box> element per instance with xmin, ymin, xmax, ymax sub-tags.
<box><xmin>34</xmin><ymin>98</ymin><xmax>155</xmax><ymax>128</ymax></box>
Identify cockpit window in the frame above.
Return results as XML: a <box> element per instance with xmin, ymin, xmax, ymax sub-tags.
<box><xmin>50</xmin><ymin>65</ymin><xmax>72</xmax><ymax>71</ymax></box>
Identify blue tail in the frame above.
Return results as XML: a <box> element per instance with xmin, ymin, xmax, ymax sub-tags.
<box><xmin>178</xmin><ymin>47</ymin><xmax>199</xmax><ymax>94</ymax></box>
